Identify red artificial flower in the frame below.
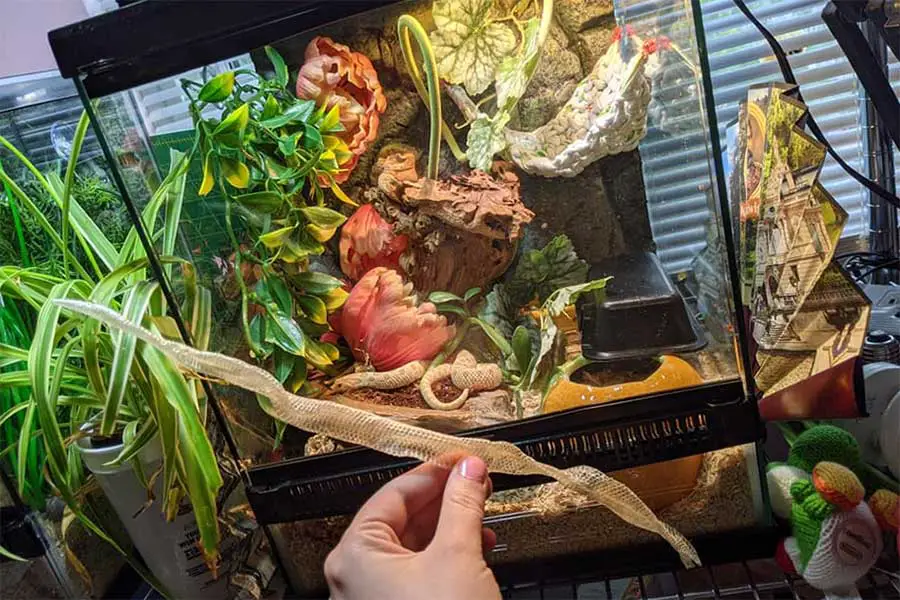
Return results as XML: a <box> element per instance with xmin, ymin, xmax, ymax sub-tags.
<box><xmin>296</xmin><ymin>36</ymin><xmax>387</xmax><ymax>183</ymax></box>
<box><xmin>339</xmin><ymin>204</ymin><xmax>408</xmax><ymax>281</ymax></box>
<box><xmin>341</xmin><ymin>268</ymin><xmax>455</xmax><ymax>371</ymax></box>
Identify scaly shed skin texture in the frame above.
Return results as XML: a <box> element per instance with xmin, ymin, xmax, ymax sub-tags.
<box><xmin>332</xmin><ymin>350</ymin><xmax>503</xmax><ymax>411</ymax></box>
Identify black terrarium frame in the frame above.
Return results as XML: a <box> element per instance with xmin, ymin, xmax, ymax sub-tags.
<box><xmin>48</xmin><ymin>0</ymin><xmax>766</xmax><ymax>584</ymax></box>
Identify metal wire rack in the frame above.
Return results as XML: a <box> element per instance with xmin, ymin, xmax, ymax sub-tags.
<box><xmin>500</xmin><ymin>559</ymin><xmax>900</xmax><ymax>600</ymax></box>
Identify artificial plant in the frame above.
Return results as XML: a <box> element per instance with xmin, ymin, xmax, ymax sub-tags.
<box><xmin>0</xmin><ymin>118</ymin><xmax>222</xmax><ymax>590</ymax></box>
<box><xmin>428</xmin><ymin>0</ymin><xmax>554</xmax><ymax>171</ymax></box>
<box><xmin>183</xmin><ymin>48</ymin><xmax>353</xmax><ymax>415</ymax></box>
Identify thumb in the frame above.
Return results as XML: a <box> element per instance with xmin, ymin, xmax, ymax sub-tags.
<box><xmin>432</xmin><ymin>456</ymin><xmax>490</xmax><ymax>554</ymax></box>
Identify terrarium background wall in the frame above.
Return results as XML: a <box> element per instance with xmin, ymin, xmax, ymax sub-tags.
<box><xmin>269</xmin><ymin>0</ymin><xmax>655</xmax><ymax>267</ymax></box>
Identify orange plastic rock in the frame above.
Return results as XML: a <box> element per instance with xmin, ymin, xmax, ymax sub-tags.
<box><xmin>543</xmin><ymin>355</ymin><xmax>705</xmax><ymax>511</ymax></box>
<box><xmin>543</xmin><ymin>355</ymin><xmax>704</xmax><ymax>414</ymax></box>
<box><xmin>609</xmin><ymin>455</ymin><xmax>704</xmax><ymax>511</ymax></box>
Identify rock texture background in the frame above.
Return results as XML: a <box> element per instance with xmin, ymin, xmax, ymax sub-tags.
<box><xmin>267</xmin><ymin>0</ymin><xmax>655</xmax><ymax>266</ymax></box>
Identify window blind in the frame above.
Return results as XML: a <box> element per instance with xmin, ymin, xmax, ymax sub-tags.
<box><xmin>619</xmin><ymin>0</ymin><xmax>871</xmax><ymax>274</ymax></box>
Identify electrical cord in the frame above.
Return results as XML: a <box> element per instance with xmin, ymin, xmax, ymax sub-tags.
<box><xmin>731</xmin><ymin>0</ymin><xmax>900</xmax><ymax>211</ymax></box>
<box><xmin>837</xmin><ymin>251</ymin><xmax>900</xmax><ymax>283</ymax></box>
<box><xmin>854</xmin><ymin>258</ymin><xmax>900</xmax><ymax>283</ymax></box>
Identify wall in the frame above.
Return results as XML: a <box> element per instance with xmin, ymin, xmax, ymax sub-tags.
<box><xmin>0</xmin><ymin>0</ymin><xmax>88</xmax><ymax>78</ymax></box>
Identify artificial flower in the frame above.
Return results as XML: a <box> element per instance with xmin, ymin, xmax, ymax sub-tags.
<box><xmin>296</xmin><ymin>36</ymin><xmax>387</xmax><ymax>183</ymax></box>
<box><xmin>341</xmin><ymin>268</ymin><xmax>455</xmax><ymax>371</ymax></box>
<box><xmin>339</xmin><ymin>204</ymin><xmax>408</xmax><ymax>281</ymax></box>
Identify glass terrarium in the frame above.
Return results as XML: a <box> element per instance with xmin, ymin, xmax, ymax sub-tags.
<box><xmin>49</xmin><ymin>0</ymin><xmax>772</xmax><ymax>593</ymax></box>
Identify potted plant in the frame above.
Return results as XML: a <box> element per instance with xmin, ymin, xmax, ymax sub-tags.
<box><xmin>0</xmin><ymin>115</ymin><xmax>225</xmax><ymax>598</ymax></box>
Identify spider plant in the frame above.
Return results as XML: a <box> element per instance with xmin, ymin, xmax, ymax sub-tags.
<box><xmin>0</xmin><ymin>113</ymin><xmax>222</xmax><ymax>589</ymax></box>
<box><xmin>0</xmin><ymin>296</ymin><xmax>44</xmax><ymax>511</ymax></box>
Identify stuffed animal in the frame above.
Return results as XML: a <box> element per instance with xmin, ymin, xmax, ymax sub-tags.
<box><xmin>767</xmin><ymin>425</ymin><xmax>899</xmax><ymax>597</ymax></box>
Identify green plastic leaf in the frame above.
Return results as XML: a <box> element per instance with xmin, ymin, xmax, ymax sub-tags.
<box><xmin>233</xmin><ymin>191</ymin><xmax>283</xmax><ymax>213</ymax></box>
<box><xmin>249</xmin><ymin>314</ymin><xmax>273</xmax><ymax>357</ymax></box>
<box><xmin>262</xmin><ymin>95</ymin><xmax>280</xmax><ymax>120</ymax></box>
<box><xmin>267</xmin><ymin>277</ymin><xmax>293</xmax><ymax>315</ymax></box>
<box><xmin>262</xmin><ymin>154</ymin><xmax>301</xmax><ymax>182</ymax></box>
<box><xmin>319</xmin><ymin>104</ymin><xmax>344</xmax><ymax>132</ymax></box>
<box><xmin>544</xmin><ymin>278</ymin><xmax>612</xmax><ymax>318</ymax></box>
<box><xmin>471</xmin><ymin>317</ymin><xmax>513</xmax><ymax>357</ymax></box>
<box><xmin>296</xmin><ymin>295</ymin><xmax>328</xmax><ymax>325</ymax></box>
<box><xmin>511</xmin><ymin>325</ymin><xmax>532</xmax><ymax>373</ymax></box>
<box><xmin>259</xmin><ymin>226</ymin><xmax>295</xmax><ymax>249</ymax></box>
<box><xmin>101</xmin><ymin>280</ymin><xmax>156</xmax><ymax>436</ymax></box>
<box><xmin>300</xmin><ymin>206</ymin><xmax>347</xmax><ymax>229</ymax></box>
<box><xmin>273</xmin><ymin>349</ymin><xmax>295</xmax><ymax>384</ymax></box>
<box><xmin>305</xmin><ymin>223</ymin><xmax>338</xmax><ymax>243</ymax></box>
<box><xmin>279</xmin><ymin>232</ymin><xmax>324</xmax><ymax>262</ymax></box>
<box><xmin>431</xmin><ymin>0</ymin><xmax>517</xmax><ymax>95</ymax></box>
<box><xmin>508</xmin><ymin>235</ymin><xmax>589</xmax><ymax>306</ymax></box>
<box><xmin>198</xmin><ymin>151</ymin><xmax>215</xmax><ymax>196</ymax></box>
<box><xmin>259</xmin><ymin>100</ymin><xmax>316</xmax><ymax>129</ymax></box>
<box><xmin>277</xmin><ymin>132</ymin><xmax>302</xmax><ymax>157</ymax></box>
<box><xmin>466</xmin><ymin>112</ymin><xmax>509</xmax><ymax>172</ymax></box>
<box><xmin>495</xmin><ymin>18</ymin><xmax>542</xmax><ymax>111</ymax></box>
<box><xmin>266</xmin><ymin>310</ymin><xmax>307</xmax><ymax>356</ymax></box>
<box><xmin>265</xmin><ymin>46</ymin><xmax>289</xmax><ymax>88</ymax></box>
<box><xmin>530</xmin><ymin>317</ymin><xmax>557</xmax><ymax>387</ymax></box>
<box><xmin>436</xmin><ymin>304</ymin><xmax>468</xmax><ymax>318</ymax></box>
<box><xmin>289</xmin><ymin>271</ymin><xmax>344</xmax><ymax>295</ymax></box>
<box><xmin>198</xmin><ymin>71</ymin><xmax>235</xmax><ymax>103</ymax></box>
<box><xmin>428</xmin><ymin>291</ymin><xmax>464</xmax><ymax>304</ymax></box>
<box><xmin>304</xmin><ymin>339</ymin><xmax>337</xmax><ymax>368</ymax></box>
<box><xmin>212</xmin><ymin>103</ymin><xmax>250</xmax><ymax>143</ymax></box>
<box><xmin>220</xmin><ymin>158</ymin><xmax>250</xmax><ymax>189</ymax></box>
<box><xmin>301</xmin><ymin>123</ymin><xmax>323</xmax><ymax>150</ymax></box>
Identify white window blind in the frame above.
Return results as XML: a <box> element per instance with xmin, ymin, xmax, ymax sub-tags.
<box><xmin>619</xmin><ymin>0</ymin><xmax>872</xmax><ymax>274</ymax></box>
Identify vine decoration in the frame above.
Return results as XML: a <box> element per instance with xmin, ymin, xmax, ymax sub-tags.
<box><xmin>425</xmin><ymin>0</ymin><xmax>554</xmax><ymax>171</ymax></box>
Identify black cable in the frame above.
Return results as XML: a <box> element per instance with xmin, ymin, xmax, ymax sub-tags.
<box><xmin>731</xmin><ymin>0</ymin><xmax>900</xmax><ymax>211</ymax></box>
<box><xmin>854</xmin><ymin>258</ymin><xmax>900</xmax><ymax>282</ymax></box>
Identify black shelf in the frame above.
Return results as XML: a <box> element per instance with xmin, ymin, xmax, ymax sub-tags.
<box><xmin>247</xmin><ymin>380</ymin><xmax>760</xmax><ymax>525</ymax></box>
<box><xmin>48</xmin><ymin>0</ymin><xmax>402</xmax><ymax>98</ymax></box>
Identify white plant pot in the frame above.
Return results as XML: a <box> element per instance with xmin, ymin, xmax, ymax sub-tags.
<box><xmin>76</xmin><ymin>435</ymin><xmax>228</xmax><ymax>599</ymax></box>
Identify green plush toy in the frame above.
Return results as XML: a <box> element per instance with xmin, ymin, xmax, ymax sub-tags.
<box><xmin>767</xmin><ymin>425</ymin><xmax>898</xmax><ymax>598</ymax></box>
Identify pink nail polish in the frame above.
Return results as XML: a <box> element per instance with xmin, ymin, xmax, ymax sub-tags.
<box><xmin>458</xmin><ymin>456</ymin><xmax>487</xmax><ymax>483</ymax></box>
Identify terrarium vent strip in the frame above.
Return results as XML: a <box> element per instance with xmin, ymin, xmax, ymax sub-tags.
<box><xmin>398</xmin><ymin>15</ymin><xmax>442</xmax><ymax>180</ymax></box>
<box><xmin>55</xmin><ymin>299</ymin><xmax>702</xmax><ymax>569</ymax></box>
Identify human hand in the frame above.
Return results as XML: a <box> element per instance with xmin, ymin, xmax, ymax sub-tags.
<box><xmin>324</xmin><ymin>455</ymin><xmax>501</xmax><ymax>600</ymax></box>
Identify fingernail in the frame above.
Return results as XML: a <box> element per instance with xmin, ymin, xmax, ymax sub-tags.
<box><xmin>458</xmin><ymin>456</ymin><xmax>487</xmax><ymax>483</ymax></box>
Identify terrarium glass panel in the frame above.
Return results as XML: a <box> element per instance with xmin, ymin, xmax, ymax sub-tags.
<box><xmin>269</xmin><ymin>443</ymin><xmax>766</xmax><ymax>596</ymax></box>
<box><xmin>82</xmin><ymin>0</ymin><xmax>742</xmax><ymax>466</ymax></box>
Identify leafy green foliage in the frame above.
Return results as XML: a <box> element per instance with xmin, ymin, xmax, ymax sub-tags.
<box><xmin>507</xmin><ymin>234</ymin><xmax>589</xmax><ymax>306</ymax></box>
<box><xmin>0</xmin><ymin>130</ymin><xmax>223</xmax><ymax>588</ymax></box>
<box><xmin>467</xmin><ymin>112</ymin><xmax>510</xmax><ymax>172</ymax></box>
<box><xmin>433</xmin><ymin>0</ymin><xmax>552</xmax><ymax>169</ymax></box>
<box><xmin>0</xmin><ymin>298</ymin><xmax>45</xmax><ymax>510</ymax></box>
<box><xmin>431</xmin><ymin>0</ymin><xmax>518</xmax><ymax>96</ymax></box>
<box><xmin>0</xmin><ymin>171</ymin><xmax>130</xmax><ymax>276</ymax></box>
<box><xmin>184</xmin><ymin>47</ymin><xmax>351</xmax><ymax>397</ymax></box>
<box><xmin>494</xmin><ymin>18</ymin><xmax>543</xmax><ymax>111</ymax></box>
